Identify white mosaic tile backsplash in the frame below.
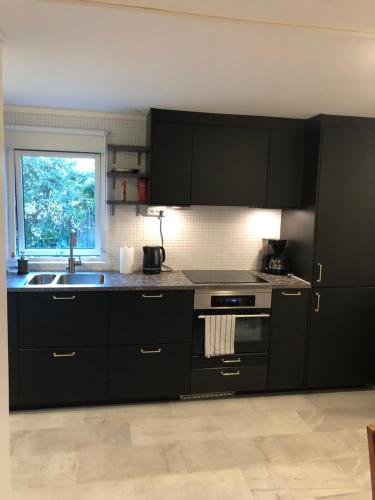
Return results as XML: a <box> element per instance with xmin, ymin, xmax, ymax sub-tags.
<box><xmin>4</xmin><ymin>107</ymin><xmax>281</xmax><ymax>271</ymax></box>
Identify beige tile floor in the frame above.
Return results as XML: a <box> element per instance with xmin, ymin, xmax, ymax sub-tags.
<box><xmin>9</xmin><ymin>390</ymin><xmax>375</xmax><ymax>499</ymax></box>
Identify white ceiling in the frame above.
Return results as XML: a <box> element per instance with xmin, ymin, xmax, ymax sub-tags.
<box><xmin>2</xmin><ymin>0</ymin><xmax>375</xmax><ymax>117</ymax></box>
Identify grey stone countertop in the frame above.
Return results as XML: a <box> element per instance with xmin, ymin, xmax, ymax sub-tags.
<box><xmin>7</xmin><ymin>270</ymin><xmax>311</xmax><ymax>292</ymax></box>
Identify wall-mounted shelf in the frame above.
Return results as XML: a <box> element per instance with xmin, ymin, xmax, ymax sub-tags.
<box><xmin>106</xmin><ymin>200</ymin><xmax>147</xmax><ymax>216</ymax></box>
<box><xmin>108</xmin><ymin>144</ymin><xmax>150</xmax><ymax>165</ymax></box>
<box><xmin>107</xmin><ymin>170</ymin><xmax>148</xmax><ymax>190</ymax></box>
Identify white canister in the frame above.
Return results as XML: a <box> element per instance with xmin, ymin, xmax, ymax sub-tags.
<box><xmin>119</xmin><ymin>246</ymin><xmax>134</xmax><ymax>274</ymax></box>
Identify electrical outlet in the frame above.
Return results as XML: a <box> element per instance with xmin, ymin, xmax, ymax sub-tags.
<box><xmin>146</xmin><ymin>206</ymin><xmax>167</xmax><ymax>217</ymax></box>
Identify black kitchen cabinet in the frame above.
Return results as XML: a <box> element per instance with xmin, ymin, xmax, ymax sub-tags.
<box><xmin>191</xmin><ymin>125</ymin><xmax>269</xmax><ymax>206</ymax></box>
<box><xmin>8</xmin><ymin>293</ymin><xmax>18</xmax><ymax>406</ymax></box>
<box><xmin>191</xmin><ymin>365</ymin><xmax>267</xmax><ymax>394</ymax></box>
<box><xmin>148</xmin><ymin>108</ymin><xmax>306</xmax><ymax>208</ymax></box>
<box><xmin>307</xmin><ymin>288</ymin><xmax>375</xmax><ymax>388</ymax></box>
<box><xmin>109</xmin><ymin>290</ymin><xmax>193</xmax><ymax>345</ymax></box>
<box><xmin>313</xmin><ymin>127</ymin><xmax>375</xmax><ymax>287</ymax></box>
<box><xmin>148</xmin><ymin>120</ymin><xmax>193</xmax><ymax>205</ymax></box>
<box><xmin>18</xmin><ymin>347</ymin><xmax>107</xmax><ymax>406</ymax></box>
<box><xmin>109</xmin><ymin>343</ymin><xmax>191</xmax><ymax>400</ymax></box>
<box><xmin>282</xmin><ymin>116</ymin><xmax>375</xmax><ymax>286</ymax></box>
<box><xmin>268</xmin><ymin>289</ymin><xmax>309</xmax><ymax>390</ymax></box>
<box><xmin>266</xmin><ymin>128</ymin><xmax>306</xmax><ymax>208</ymax></box>
<box><xmin>18</xmin><ymin>292</ymin><xmax>108</xmax><ymax>348</ymax></box>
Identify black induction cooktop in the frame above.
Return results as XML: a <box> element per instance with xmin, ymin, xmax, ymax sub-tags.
<box><xmin>182</xmin><ymin>270</ymin><xmax>267</xmax><ymax>284</ymax></box>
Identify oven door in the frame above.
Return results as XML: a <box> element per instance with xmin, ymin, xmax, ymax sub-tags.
<box><xmin>192</xmin><ymin>309</ymin><xmax>270</xmax><ymax>356</ymax></box>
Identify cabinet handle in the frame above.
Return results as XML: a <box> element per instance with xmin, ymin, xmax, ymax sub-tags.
<box><xmin>140</xmin><ymin>348</ymin><xmax>162</xmax><ymax>354</ymax></box>
<box><xmin>314</xmin><ymin>292</ymin><xmax>321</xmax><ymax>313</ymax></box>
<box><xmin>221</xmin><ymin>358</ymin><xmax>241</xmax><ymax>364</ymax></box>
<box><xmin>221</xmin><ymin>370</ymin><xmax>240</xmax><ymax>376</ymax></box>
<box><xmin>282</xmin><ymin>292</ymin><xmax>302</xmax><ymax>296</ymax></box>
<box><xmin>53</xmin><ymin>295</ymin><xmax>76</xmax><ymax>300</ymax></box>
<box><xmin>316</xmin><ymin>263</ymin><xmax>323</xmax><ymax>283</ymax></box>
<box><xmin>53</xmin><ymin>351</ymin><xmax>76</xmax><ymax>358</ymax></box>
<box><xmin>141</xmin><ymin>294</ymin><xmax>164</xmax><ymax>299</ymax></box>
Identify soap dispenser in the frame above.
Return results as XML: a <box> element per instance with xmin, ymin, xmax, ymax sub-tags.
<box><xmin>17</xmin><ymin>251</ymin><xmax>29</xmax><ymax>274</ymax></box>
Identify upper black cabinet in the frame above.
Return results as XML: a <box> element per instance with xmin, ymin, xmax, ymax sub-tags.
<box><xmin>266</xmin><ymin>128</ymin><xmax>306</xmax><ymax>208</ymax></box>
<box><xmin>148</xmin><ymin>109</ymin><xmax>306</xmax><ymax>208</ymax></box>
<box><xmin>148</xmin><ymin>121</ymin><xmax>192</xmax><ymax>206</ymax></box>
<box><xmin>314</xmin><ymin>126</ymin><xmax>375</xmax><ymax>287</ymax></box>
<box><xmin>282</xmin><ymin>116</ymin><xmax>375</xmax><ymax>286</ymax></box>
<box><xmin>191</xmin><ymin>125</ymin><xmax>269</xmax><ymax>206</ymax></box>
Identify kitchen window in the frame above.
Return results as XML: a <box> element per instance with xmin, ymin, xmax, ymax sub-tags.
<box><xmin>14</xmin><ymin>150</ymin><xmax>102</xmax><ymax>257</ymax></box>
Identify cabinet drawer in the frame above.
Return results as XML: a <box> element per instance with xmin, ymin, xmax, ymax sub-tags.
<box><xmin>109</xmin><ymin>343</ymin><xmax>191</xmax><ymax>400</ymax></box>
<box><xmin>191</xmin><ymin>365</ymin><xmax>267</xmax><ymax>394</ymax></box>
<box><xmin>19</xmin><ymin>292</ymin><xmax>108</xmax><ymax>348</ymax></box>
<box><xmin>18</xmin><ymin>347</ymin><xmax>107</xmax><ymax>406</ymax></box>
<box><xmin>192</xmin><ymin>353</ymin><xmax>268</xmax><ymax>369</ymax></box>
<box><xmin>109</xmin><ymin>291</ymin><xmax>193</xmax><ymax>345</ymax></box>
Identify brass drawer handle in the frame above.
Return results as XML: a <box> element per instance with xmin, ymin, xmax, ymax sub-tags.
<box><xmin>142</xmin><ymin>294</ymin><xmax>164</xmax><ymax>299</ymax></box>
<box><xmin>282</xmin><ymin>292</ymin><xmax>302</xmax><ymax>296</ymax></box>
<box><xmin>316</xmin><ymin>263</ymin><xmax>323</xmax><ymax>283</ymax></box>
<box><xmin>221</xmin><ymin>358</ymin><xmax>241</xmax><ymax>364</ymax></box>
<box><xmin>140</xmin><ymin>348</ymin><xmax>162</xmax><ymax>354</ymax></box>
<box><xmin>314</xmin><ymin>292</ymin><xmax>321</xmax><ymax>313</ymax></box>
<box><xmin>53</xmin><ymin>352</ymin><xmax>76</xmax><ymax>358</ymax></box>
<box><xmin>53</xmin><ymin>295</ymin><xmax>76</xmax><ymax>300</ymax></box>
<box><xmin>221</xmin><ymin>370</ymin><xmax>240</xmax><ymax>376</ymax></box>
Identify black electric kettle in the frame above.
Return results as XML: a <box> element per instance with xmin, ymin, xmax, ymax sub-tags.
<box><xmin>143</xmin><ymin>246</ymin><xmax>165</xmax><ymax>274</ymax></box>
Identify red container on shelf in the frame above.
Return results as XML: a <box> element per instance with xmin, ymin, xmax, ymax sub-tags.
<box><xmin>138</xmin><ymin>177</ymin><xmax>148</xmax><ymax>202</ymax></box>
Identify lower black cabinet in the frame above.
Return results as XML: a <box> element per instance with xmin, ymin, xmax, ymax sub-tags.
<box><xmin>191</xmin><ymin>365</ymin><xmax>267</xmax><ymax>394</ymax></box>
<box><xmin>109</xmin><ymin>343</ymin><xmax>191</xmax><ymax>400</ymax></box>
<box><xmin>268</xmin><ymin>289</ymin><xmax>309</xmax><ymax>390</ymax></box>
<box><xmin>17</xmin><ymin>347</ymin><xmax>107</xmax><ymax>407</ymax></box>
<box><xmin>307</xmin><ymin>288</ymin><xmax>375</xmax><ymax>388</ymax></box>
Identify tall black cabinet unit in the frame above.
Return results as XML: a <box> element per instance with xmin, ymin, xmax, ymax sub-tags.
<box><xmin>281</xmin><ymin>115</ymin><xmax>375</xmax><ymax>389</ymax></box>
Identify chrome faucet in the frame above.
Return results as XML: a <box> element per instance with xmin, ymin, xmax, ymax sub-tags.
<box><xmin>67</xmin><ymin>230</ymin><xmax>82</xmax><ymax>273</ymax></box>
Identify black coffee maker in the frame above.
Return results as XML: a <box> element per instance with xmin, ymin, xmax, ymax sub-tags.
<box><xmin>261</xmin><ymin>239</ymin><xmax>290</xmax><ymax>275</ymax></box>
<box><xmin>143</xmin><ymin>246</ymin><xmax>165</xmax><ymax>274</ymax></box>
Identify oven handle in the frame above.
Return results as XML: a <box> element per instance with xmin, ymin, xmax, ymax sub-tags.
<box><xmin>197</xmin><ymin>313</ymin><xmax>270</xmax><ymax>319</ymax></box>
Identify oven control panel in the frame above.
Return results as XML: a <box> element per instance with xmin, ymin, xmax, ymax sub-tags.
<box><xmin>194</xmin><ymin>289</ymin><xmax>272</xmax><ymax>310</ymax></box>
<box><xmin>211</xmin><ymin>295</ymin><xmax>255</xmax><ymax>308</ymax></box>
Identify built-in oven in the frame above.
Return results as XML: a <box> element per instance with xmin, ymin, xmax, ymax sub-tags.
<box><xmin>192</xmin><ymin>289</ymin><xmax>272</xmax><ymax>356</ymax></box>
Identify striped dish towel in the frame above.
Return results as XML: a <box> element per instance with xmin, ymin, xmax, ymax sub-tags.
<box><xmin>204</xmin><ymin>315</ymin><xmax>235</xmax><ymax>358</ymax></box>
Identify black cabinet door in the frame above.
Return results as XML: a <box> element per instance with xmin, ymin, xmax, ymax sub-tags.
<box><xmin>149</xmin><ymin>121</ymin><xmax>193</xmax><ymax>205</ymax></box>
<box><xmin>109</xmin><ymin>343</ymin><xmax>191</xmax><ymax>400</ymax></box>
<box><xmin>18</xmin><ymin>292</ymin><xmax>108</xmax><ymax>348</ymax></box>
<box><xmin>314</xmin><ymin>127</ymin><xmax>375</xmax><ymax>287</ymax></box>
<box><xmin>109</xmin><ymin>291</ymin><xmax>193</xmax><ymax>345</ymax></box>
<box><xmin>266</xmin><ymin>128</ymin><xmax>306</xmax><ymax>208</ymax></box>
<box><xmin>307</xmin><ymin>288</ymin><xmax>375</xmax><ymax>388</ymax></box>
<box><xmin>8</xmin><ymin>293</ymin><xmax>18</xmax><ymax>408</ymax></box>
<box><xmin>18</xmin><ymin>347</ymin><xmax>107</xmax><ymax>406</ymax></box>
<box><xmin>268</xmin><ymin>289</ymin><xmax>309</xmax><ymax>390</ymax></box>
<box><xmin>191</xmin><ymin>125</ymin><xmax>269</xmax><ymax>206</ymax></box>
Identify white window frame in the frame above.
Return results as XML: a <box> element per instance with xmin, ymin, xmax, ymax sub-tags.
<box><xmin>5</xmin><ymin>125</ymin><xmax>107</xmax><ymax>261</ymax></box>
<box><xmin>14</xmin><ymin>150</ymin><xmax>102</xmax><ymax>257</ymax></box>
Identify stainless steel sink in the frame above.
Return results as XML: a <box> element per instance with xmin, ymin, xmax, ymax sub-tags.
<box><xmin>27</xmin><ymin>274</ymin><xmax>56</xmax><ymax>285</ymax></box>
<box><xmin>56</xmin><ymin>273</ymin><xmax>105</xmax><ymax>285</ymax></box>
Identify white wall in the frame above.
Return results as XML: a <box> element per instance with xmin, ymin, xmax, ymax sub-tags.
<box><xmin>4</xmin><ymin>105</ymin><xmax>281</xmax><ymax>272</ymax></box>
<box><xmin>0</xmin><ymin>44</ymin><xmax>12</xmax><ymax>500</ymax></box>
